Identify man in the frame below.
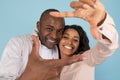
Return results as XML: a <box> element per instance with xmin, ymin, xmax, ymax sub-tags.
<box><xmin>0</xmin><ymin>9</ymin><xmax>83</xmax><ymax>80</ymax></box>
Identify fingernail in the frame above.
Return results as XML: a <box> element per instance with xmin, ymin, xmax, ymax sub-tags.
<box><xmin>93</xmin><ymin>4</ymin><xmax>97</xmax><ymax>8</ymax></box>
<box><xmin>83</xmin><ymin>4</ymin><xmax>90</xmax><ymax>9</ymax></box>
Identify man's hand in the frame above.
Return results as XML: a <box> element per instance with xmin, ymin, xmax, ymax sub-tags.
<box><xmin>18</xmin><ymin>35</ymin><xmax>84</xmax><ymax>80</ymax></box>
<box><xmin>50</xmin><ymin>0</ymin><xmax>106</xmax><ymax>39</ymax></box>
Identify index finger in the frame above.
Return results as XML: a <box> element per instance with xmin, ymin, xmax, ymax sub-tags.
<box><xmin>50</xmin><ymin>11</ymin><xmax>75</xmax><ymax>18</ymax></box>
<box><xmin>71</xmin><ymin>0</ymin><xmax>98</xmax><ymax>9</ymax></box>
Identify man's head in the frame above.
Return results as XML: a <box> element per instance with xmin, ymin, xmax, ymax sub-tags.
<box><xmin>37</xmin><ymin>9</ymin><xmax>65</xmax><ymax>49</ymax></box>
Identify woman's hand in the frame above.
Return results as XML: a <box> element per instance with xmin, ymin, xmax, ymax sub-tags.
<box><xmin>50</xmin><ymin>0</ymin><xmax>106</xmax><ymax>39</ymax></box>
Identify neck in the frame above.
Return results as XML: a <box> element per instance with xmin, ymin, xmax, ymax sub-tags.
<box><xmin>61</xmin><ymin>52</ymin><xmax>71</xmax><ymax>59</ymax></box>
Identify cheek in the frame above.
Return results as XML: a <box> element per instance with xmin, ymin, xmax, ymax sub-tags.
<box><xmin>57</xmin><ymin>33</ymin><xmax>63</xmax><ymax>39</ymax></box>
<box><xmin>39</xmin><ymin>31</ymin><xmax>48</xmax><ymax>41</ymax></box>
<box><xmin>41</xmin><ymin>31</ymin><xmax>49</xmax><ymax>37</ymax></box>
<box><xmin>59</xmin><ymin>39</ymin><xmax>64</xmax><ymax>46</ymax></box>
<box><xmin>74</xmin><ymin>43</ymin><xmax>79</xmax><ymax>51</ymax></box>
<box><xmin>59</xmin><ymin>39</ymin><xmax>65</xmax><ymax>48</ymax></box>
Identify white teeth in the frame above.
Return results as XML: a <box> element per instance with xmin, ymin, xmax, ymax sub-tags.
<box><xmin>48</xmin><ymin>39</ymin><xmax>55</xmax><ymax>43</ymax></box>
<box><xmin>64</xmin><ymin>46</ymin><xmax>72</xmax><ymax>50</ymax></box>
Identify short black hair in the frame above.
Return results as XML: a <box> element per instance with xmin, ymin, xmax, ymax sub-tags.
<box><xmin>39</xmin><ymin>9</ymin><xmax>59</xmax><ymax>21</ymax></box>
<box><xmin>39</xmin><ymin>9</ymin><xmax>65</xmax><ymax>27</ymax></box>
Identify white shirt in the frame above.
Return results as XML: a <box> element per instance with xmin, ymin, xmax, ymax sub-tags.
<box><xmin>60</xmin><ymin>14</ymin><xmax>119</xmax><ymax>80</ymax></box>
<box><xmin>40</xmin><ymin>45</ymin><xmax>58</xmax><ymax>59</ymax></box>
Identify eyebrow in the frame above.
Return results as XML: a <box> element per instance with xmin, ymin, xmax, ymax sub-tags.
<box><xmin>74</xmin><ymin>36</ymin><xmax>79</xmax><ymax>39</ymax></box>
<box><xmin>64</xmin><ymin>33</ymin><xmax>79</xmax><ymax>39</ymax></box>
<box><xmin>46</xmin><ymin>25</ymin><xmax>53</xmax><ymax>28</ymax></box>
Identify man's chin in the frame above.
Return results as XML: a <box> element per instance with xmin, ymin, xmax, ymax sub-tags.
<box><xmin>47</xmin><ymin>46</ymin><xmax>54</xmax><ymax>49</ymax></box>
<box><xmin>45</xmin><ymin>43</ymin><xmax>54</xmax><ymax>49</ymax></box>
<box><xmin>46</xmin><ymin>42</ymin><xmax>57</xmax><ymax>49</ymax></box>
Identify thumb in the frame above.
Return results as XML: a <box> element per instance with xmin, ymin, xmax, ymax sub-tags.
<box><xmin>32</xmin><ymin>35</ymin><xmax>40</xmax><ymax>54</ymax></box>
<box><xmin>50</xmin><ymin>11</ymin><xmax>75</xmax><ymax>18</ymax></box>
<box><xmin>30</xmin><ymin>35</ymin><xmax>42</xmax><ymax>60</ymax></box>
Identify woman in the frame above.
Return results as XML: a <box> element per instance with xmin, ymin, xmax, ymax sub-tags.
<box><xmin>59</xmin><ymin>24</ymin><xmax>118</xmax><ymax>80</ymax></box>
<box><xmin>59</xmin><ymin>25</ymin><xmax>91</xmax><ymax>80</ymax></box>
<box><xmin>59</xmin><ymin>25</ymin><xmax>90</xmax><ymax>58</ymax></box>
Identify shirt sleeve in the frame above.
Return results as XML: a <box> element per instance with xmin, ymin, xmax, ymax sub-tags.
<box><xmin>83</xmin><ymin>13</ymin><xmax>119</xmax><ymax>66</ymax></box>
<box><xmin>0</xmin><ymin>37</ymin><xmax>23</xmax><ymax>80</ymax></box>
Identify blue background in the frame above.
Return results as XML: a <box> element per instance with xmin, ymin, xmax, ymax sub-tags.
<box><xmin>0</xmin><ymin>0</ymin><xmax>120</xmax><ymax>80</ymax></box>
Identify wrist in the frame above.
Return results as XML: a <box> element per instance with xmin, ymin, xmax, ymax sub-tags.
<box><xmin>97</xmin><ymin>12</ymin><xmax>107</xmax><ymax>26</ymax></box>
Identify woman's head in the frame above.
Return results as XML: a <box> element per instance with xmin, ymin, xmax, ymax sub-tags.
<box><xmin>59</xmin><ymin>25</ymin><xmax>90</xmax><ymax>58</ymax></box>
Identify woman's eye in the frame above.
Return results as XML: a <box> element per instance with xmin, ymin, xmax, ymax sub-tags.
<box><xmin>63</xmin><ymin>35</ymin><xmax>68</xmax><ymax>39</ymax></box>
<box><xmin>73</xmin><ymin>39</ymin><xmax>79</xmax><ymax>42</ymax></box>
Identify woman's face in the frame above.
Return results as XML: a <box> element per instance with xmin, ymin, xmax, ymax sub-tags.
<box><xmin>59</xmin><ymin>29</ymin><xmax>80</xmax><ymax>58</ymax></box>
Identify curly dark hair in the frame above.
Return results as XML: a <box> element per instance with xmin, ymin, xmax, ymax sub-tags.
<box><xmin>59</xmin><ymin>25</ymin><xmax>90</xmax><ymax>58</ymax></box>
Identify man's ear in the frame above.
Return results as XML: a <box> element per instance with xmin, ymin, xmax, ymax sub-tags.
<box><xmin>37</xmin><ymin>21</ymin><xmax>40</xmax><ymax>30</ymax></box>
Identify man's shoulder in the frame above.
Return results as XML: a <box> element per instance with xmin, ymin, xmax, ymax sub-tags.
<box><xmin>9</xmin><ymin>34</ymin><xmax>32</xmax><ymax>43</ymax></box>
<box><xmin>12</xmin><ymin>34</ymin><xmax>31</xmax><ymax>39</ymax></box>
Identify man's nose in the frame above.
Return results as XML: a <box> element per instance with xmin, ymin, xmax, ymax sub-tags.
<box><xmin>51</xmin><ymin>31</ymin><xmax>57</xmax><ymax>39</ymax></box>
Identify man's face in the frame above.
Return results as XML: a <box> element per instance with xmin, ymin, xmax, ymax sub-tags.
<box><xmin>37</xmin><ymin>15</ymin><xmax>64</xmax><ymax>49</ymax></box>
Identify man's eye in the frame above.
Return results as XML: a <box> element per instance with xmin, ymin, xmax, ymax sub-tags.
<box><xmin>58</xmin><ymin>30</ymin><xmax>63</xmax><ymax>34</ymax></box>
<box><xmin>47</xmin><ymin>28</ymin><xmax>53</xmax><ymax>32</ymax></box>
